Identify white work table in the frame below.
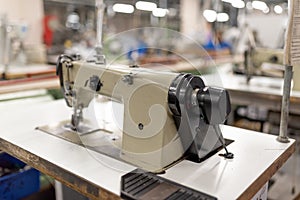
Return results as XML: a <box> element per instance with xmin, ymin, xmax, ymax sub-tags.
<box><xmin>0</xmin><ymin>99</ymin><xmax>295</xmax><ymax>199</ymax></box>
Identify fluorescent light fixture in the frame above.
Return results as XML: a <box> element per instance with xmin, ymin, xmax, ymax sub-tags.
<box><xmin>222</xmin><ymin>0</ymin><xmax>233</xmax><ymax>3</ymax></box>
<box><xmin>217</xmin><ymin>13</ymin><xmax>229</xmax><ymax>22</ymax></box>
<box><xmin>252</xmin><ymin>1</ymin><xmax>267</xmax><ymax>11</ymax></box>
<box><xmin>274</xmin><ymin>5</ymin><xmax>283</xmax><ymax>14</ymax></box>
<box><xmin>112</xmin><ymin>3</ymin><xmax>134</xmax><ymax>13</ymax></box>
<box><xmin>203</xmin><ymin>9</ymin><xmax>217</xmax><ymax>22</ymax></box>
<box><xmin>232</xmin><ymin>0</ymin><xmax>245</xmax><ymax>8</ymax></box>
<box><xmin>135</xmin><ymin>1</ymin><xmax>157</xmax><ymax>11</ymax></box>
<box><xmin>152</xmin><ymin>8</ymin><xmax>168</xmax><ymax>17</ymax></box>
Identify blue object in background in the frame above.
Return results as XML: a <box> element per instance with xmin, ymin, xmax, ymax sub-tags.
<box><xmin>0</xmin><ymin>153</ymin><xmax>40</xmax><ymax>200</ymax></box>
<box><xmin>203</xmin><ymin>39</ymin><xmax>232</xmax><ymax>51</ymax></box>
<box><xmin>203</xmin><ymin>31</ymin><xmax>232</xmax><ymax>52</ymax></box>
<box><xmin>127</xmin><ymin>40</ymin><xmax>148</xmax><ymax>61</ymax></box>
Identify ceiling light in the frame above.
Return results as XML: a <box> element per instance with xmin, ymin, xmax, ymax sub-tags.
<box><xmin>135</xmin><ymin>1</ymin><xmax>157</xmax><ymax>11</ymax></box>
<box><xmin>274</xmin><ymin>5</ymin><xmax>283</xmax><ymax>14</ymax></box>
<box><xmin>203</xmin><ymin>10</ymin><xmax>217</xmax><ymax>23</ymax></box>
<box><xmin>222</xmin><ymin>0</ymin><xmax>233</xmax><ymax>3</ymax></box>
<box><xmin>252</xmin><ymin>1</ymin><xmax>268</xmax><ymax>11</ymax></box>
<box><xmin>152</xmin><ymin>8</ymin><xmax>168</xmax><ymax>17</ymax></box>
<box><xmin>217</xmin><ymin>13</ymin><xmax>229</xmax><ymax>22</ymax></box>
<box><xmin>232</xmin><ymin>0</ymin><xmax>245</xmax><ymax>9</ymax></box>
<box><xmin>112</xmin><ymin>3</ymin><xmax>134</xmax><ymax>14</ymax></box>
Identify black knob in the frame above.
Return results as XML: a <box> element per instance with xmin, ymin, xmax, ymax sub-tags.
<box><xmin>197</xmin><ymin>87</ymin><xmax>231</xmax><ymax>125</ymax></box>
<box><xmin>89</xmin><ymin>75</ymin><xmax>103</xmax><ymax>92</ymax></box>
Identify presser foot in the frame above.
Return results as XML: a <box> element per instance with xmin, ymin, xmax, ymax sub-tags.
<box><xmin>36</xmin><ymin>120</ymin><xmax>103</xmax><ymax>145</ymax></box>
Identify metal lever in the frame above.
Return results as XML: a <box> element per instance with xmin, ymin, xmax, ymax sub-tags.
<box><xmin>213</xmin><ymin>124</ymin><xmax>234</xmax><ymax>159</ymax></box>
<box><xmin>198</xmin><ymin>87</ymin><xmax>233</xmax><ymax>159</ymax></box>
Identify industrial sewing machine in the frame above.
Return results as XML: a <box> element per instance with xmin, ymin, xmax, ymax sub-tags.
<box><xmin>39</xmin><ymin>54</ymin><xmax>232</xmax><ymax>172</ymax></box>
<box><xmin>241</xmin><ymin>47</ymin><xmax>284</xmax><ymax>83</ymax></box>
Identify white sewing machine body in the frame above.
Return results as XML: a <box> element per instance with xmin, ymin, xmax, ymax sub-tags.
<box><xmin>38</xmin><ymin>55</ymin><xmax>232</xmax><ymax>172</ymax></box>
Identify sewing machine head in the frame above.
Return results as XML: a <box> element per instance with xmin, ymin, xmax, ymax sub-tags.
<box><xmin>243</xmin><ymin>47</ymin><xmax>284</xmax><ymax>83</ymax></box>
<box><xmin>55</xmin><ymin>54</ymin><xmax>231</xmax><ymax>172</ymax></box>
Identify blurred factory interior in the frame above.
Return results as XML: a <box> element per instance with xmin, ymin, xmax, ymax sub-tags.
<box><xmin>0</xmin><ymin>0</ymin><xmax>300</xmax><ymax>200</ymax></box>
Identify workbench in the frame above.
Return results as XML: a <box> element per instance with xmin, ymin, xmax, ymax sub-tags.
<box><xmin>0</xmin><ymin>99</ymin><xmax>295</xmax><ymax>199</ymax></box>
<box><xmin>0</xmin><ymin>64</ymin><xmax>59</xmax><ymax>94</ymax></box>
<box><xmin>203</xmin><ymin>64</ymin><xmax>300</xmax><ymax>115</ymax></box>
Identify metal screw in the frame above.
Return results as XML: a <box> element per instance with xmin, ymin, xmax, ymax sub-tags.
<box><xmin>129</xmin><ymin>65</ymin><xmax>139</xmax><ymax>68</ymax></box>
<box><xmin>138</xmin><ymin>123</ymin><xmax>144</xmax><ymax>130</ymax></box>
<box><xmin>122</xmin><ymin>74</ymin><xmax>133</xmax><ymax>85</ymax></box>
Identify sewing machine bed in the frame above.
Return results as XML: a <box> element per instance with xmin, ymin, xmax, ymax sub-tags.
<box><xmin>37</xmin><ymin>121</ymin><xmax>123</xmax><ymax>165</ymax></box>
<box><xmin>37</xmin><ymin>120</ymin><xmax>234</xmax><ymax>173</ymax></box>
